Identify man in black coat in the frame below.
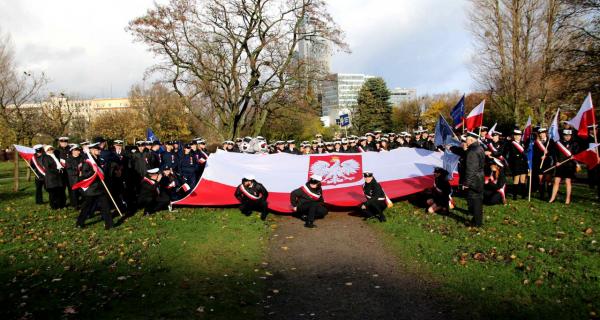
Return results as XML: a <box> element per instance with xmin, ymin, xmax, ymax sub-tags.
<box><xmin>234</xmin><ymin>174</ymin><xmax>269</xmax><ymax>220</ymax></box>
<box><xmin>76</xmin><ymin>142</ymin><xmax>113</xmax><ymax>230</ymax></box>
<box><xmin>41</xmin><ymin>145</ymin><xmax>66</xmax><ymax>209</ymax></box>
<box><xmin>290</xmin><ymin>175</ymin><xmax>328</xmax><ymax>228</ymax></box>
<box><xmin>65</xmin><ymin>145</ymin><xmax>84</xmax><ymax>209</ymax></box>
<box><xmin>138</xmin><ymin>168</ymin><xmax>170</xmax><ymax>215</ymax></box>
<box><xmin>464</xmin><ymin>132</ymin><xmax>485</xmax><ymax>227</ymax></box>
<box><xmin>30</xmin><ymin>144</ymin><xmax>46</xmax><ymax>204</ymax></box>
<box><xmin>361</xmin><ymin>171</ymin><xmax>388</xmax><ymax>222</ymax></box>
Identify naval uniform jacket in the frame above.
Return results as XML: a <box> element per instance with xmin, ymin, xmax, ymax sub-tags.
<box><xmin>235</xmin><ymin>182</ymin><xmax>269</xmax><ymax>203</ymax></box>
<box><xmin>363</xmin><ymin>179</ymin><xmax>386</xmax><ymax>207</ymax></box>
<box><xmin>290</xmin><ymin>183</ymin><xmax>324</xmax><ymax>210</ymax></box>
<box><xmin>503</xmin><ymin>140</ymin><xmax>529</xmax><ymax>175</ymax></box>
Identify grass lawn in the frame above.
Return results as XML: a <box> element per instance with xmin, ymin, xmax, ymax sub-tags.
<box><xmin>0</xmin><ymin>162</ymin><xmax>271</xmax><ymax>319</ymax></box>
<box><xmin>373</xmin><ymin>184</ymin><xmax>600</xmax><ymax>319</ymax></box>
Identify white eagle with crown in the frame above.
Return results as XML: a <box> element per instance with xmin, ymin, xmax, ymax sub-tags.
<box><xmin>309</xmin><ymin>157</ymin><xmax>361</xmax><ymax>185</ymax></box>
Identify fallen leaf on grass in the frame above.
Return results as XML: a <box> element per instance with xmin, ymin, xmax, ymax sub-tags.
<box><xmin>196</xmin><ymin>306</ymin><xmax>205</xmax><ymax>313</ymax></box>
<box><xmin>280</xmin><ymin>246</ymin><xmax>289</xmax><ymax>251</ymax></box>
<box><xmin>64</xmin><ymin>306</ymin><xmax>77</xmax><ymax>314</ymax></box>
<box><xmin>345</xmin><ymin>282</ymin><xmax>352</xmax><ymax>286</ymax></box>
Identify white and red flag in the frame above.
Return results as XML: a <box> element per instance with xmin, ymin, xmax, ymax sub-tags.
<box><xmin>72</xmin><ymin>152</ymin><xmax>105</xmax><ymax>191</ymax></box>
<box><xmin>486</xmin><ymin>123</ymin><xmax>497</xmax><ymax>139</ymax></box>
<box><xmin>465</xmin><ymin>100</ymin><xmax>485</xmax><ymax>131</ymax></box>
<box><xmin>523</xmin><ymin>116</ymin><xmax>532</xmax><ymax>142</ymax></box>
<box><xmin>573</xmin><ymin>143</ymin><xmax>599</xmax><ymax>170</ymax></box>
<box><xmin>567</xmin><ymin>92</ymin><xmax>595</xmax><ymax>139</ymax></box>
<box><xmin>13</xmin><ymin>144</ymin><xmax>35</xmax><ymax>162</ymax></box>
<box><xmin>174</xmin><ymin>149</ymin><xmax>458</xmax><ymax>213</ymax></box>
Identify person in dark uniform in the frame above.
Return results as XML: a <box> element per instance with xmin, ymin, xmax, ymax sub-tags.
<box><xmin>41</xmin><ymin>145</ymin><xmax>66</xmax><ymax>209</ymax></box>
<box><xmin>484</xmin><ymin>157</ymin><xmax>507</xmax><ymax>205</ymax></box>
<box><xmin>532</xmin><ymin>128</ymin><xmax>553</xmax><ymax>200</ymax></box>
<box><xmin>485</xmin><ymin>131</ymin><xmax>504</xmax><ymax>160</ymax></box>
<box><xmin>234</xmin><ymin>174</ymin><xmax>269</xmax><ymax>220</ymax></box>
<box><xmin>366</xmin><ymin>133</ymin><xmax>378</xmax><ymax>151</ymax></box>
<box><xmin>420</xmin><ymin>130</ymin><xmax>436</xmax><ymax>151</ymax></box>
<box><xmin>361</xmin><ymin>171</ymin><xmax>388</xmax><ymax>221</ymax></box>
<box><xmin>179</xmin><ymin>144</ymin><xmax>198</xmax><ymax>189</ymax></box>
<box><xmin>132</xmin><ymin>141</ymin><xmax>148</xmax><ymax>180</ymax></box>
<box><xmin>549</xmin><ymin>129</ymin><xmax>579</xmax><ymax>204</ymax></box>
<box><xmin>290</xmin><ymin>175</ymin><xmax>328</xmax><ymax>228</ymax></box>
<box><xmin>426</xmin><ymin>167</ymin><xmax>451</xmax><ymax>214</ymax></box>
<box><xmin>145</xmin><ymin>141</ymin><xmax>161</xmax><ymax>170</ymax></box>
<box><xmin>65</xmin><ymin>145</ymin><xmax>84</xmax><ymax>209</ymax></box>
<box><xmin>76</xmin><ymin>142</ymin><xmax>113</xmax><ymax>229</ymax></box>
<box><xmin>55</xmin><ymin>137</ymin><xmax>70</xmax><ymax>205</ymax></box>
<box><xmin>196</xmin><ymin>139</ymin><xmax>209</xmax><ymax>177</ymax></box>
<box><xmin>504</xmin><ymin>129</ymin><xmax>529</xmax><ymax>199</ymax></box>
<box><xmin>285</xmin><ymin>140</ymin><xmax>301</xmax><ymax>154</ymax></box>
<box><xmin>464</xmin><ymin>132</ymin><xmax>485</xmax><ymax>227</ymax></box>
<box><xmin>30</xmin><ymin>144</ymin><xmax>46</xmax><ymax>204</ymax></box>
<box><xmin>138</xmin><ymin>168</ymin><xmax>171</xmax><ymax>215</ymax></box>
<box><xmin>161</xmin><ymin>141</ymin><xmax>178</xmax><ymax>171</ymax></box>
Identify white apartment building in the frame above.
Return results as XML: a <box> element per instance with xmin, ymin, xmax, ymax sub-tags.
<box><xmin>321</xmin><ymin>73</ymin><xmax>374</xmax><ymax>127</ymax></box>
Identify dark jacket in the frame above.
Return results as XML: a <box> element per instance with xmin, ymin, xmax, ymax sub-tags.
<box><xmin>40</xmin><ymin>154</ymin><xmax>64</xmax><ymax>189</ymax></box>
<box><xmin>65</xmin><ymin>156</ymin><xmax>83</xmax><ymax>186</ymax></box>
<box><xmin>290</xmin><ymin>183</ymin><xmax>323</xmax><ymax>209</ymax></box>
<box><xmin>503</xmin><ymin>140</ymin><xmax>529</xmax><ymax>175</ymax></box>
<box><xmin>138</xmin><ymin>176</ymin><xmax>160</xmax><ymax>206</ymax></box>
<box><xmin>80</xmin><ymin>154</ymin><xmax>105</xmax><ymax>197</ymax></box>
<box><xmin>363</xmin><ymin>179</ymin><xmax>386</xmax><ymax>205</ymax></box>
<box><xmin>465</xmin><ymin>142</ymin><xmax>485</xmax><ymax>193</ymax></box>
<box><xmin>432</xmin><ymin>174</ymin><xmax>451</xmax><ymax>207</ymax></box>
<box><xmin>235</xmin><ymin>182</ymin><xmax>269</xmax><ymax>203</ymax></box>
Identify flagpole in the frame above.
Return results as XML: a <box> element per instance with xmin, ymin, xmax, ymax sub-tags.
<box><xmin>440</xmin><ymin>113</ymin><xmax>461</xmax><ymax>141</ymax></box>
<box><xmin>100</xmin><ymin>178</ymin><xmax>123</xmax><ymax>217</ymax></box>
<box><xmin>528</xmin><ymin>169</ymin><xmax>532</xmax><ymax>202</ymax></box>
<box><xmin>543</xmin><ymin>157</ymin><xmax>573</xmax><ymax>174</ymax></box>
<box><xmin>22</xmin><ymin>158</ymin><xmax>40</xmax><ymax>180</ymax></box>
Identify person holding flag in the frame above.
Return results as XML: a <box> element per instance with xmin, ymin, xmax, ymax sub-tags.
<box><xmin>40</xmin><ymin>145</ymin><xmax>66</xmax><ymax>209</ymax></box>
<box><xmin>234</xmin><ymin>174</ymin><xmax>270</xmax><ymax>221</ymax></box>
<box><xmin>31</xmin><ymin>145</ymin><xmax>46</xmax><ymax>205</ymax></box>
<box><xmin>504</xmin><ymin>129</ymin><xmax>529</xmax><ymax>200</ymax></box>
<box><xmin>75</xmin><ymin>142</ymin><xmax>114</xmax><ymax>230</ymax></box>
<box><xmin>361</xmin><ymin>171</ymin><xmax>390</xmax><ymax>222</ymax></box>
<box><xmin>548</xmin><ymin>129</ymin><xmax>580</xmax><ymax>204</ymax></box>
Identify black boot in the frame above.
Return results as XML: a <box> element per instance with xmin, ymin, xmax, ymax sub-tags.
<box><xmin>377</xmin><ymin>213</ymin><xmax>387</xmax><ymax>222</ymax></box>
<box><xmin>521</xmin><ymin>183</ymin><xmax>528</xmax><ymax>199</ymax></box>
<box><xmin>260</xmin><ymin>211</ymin><xmax>268</xmax><ymax>221</ymax></box>
<box><xmin>538</xmin><ymin>182</ymin><xmax>546</xmax><ymax>200</ymax></box>
<box><xmin>512</xmin><ymin>183</ymin><xmax>519</xmax><ymax>200</ymax></box>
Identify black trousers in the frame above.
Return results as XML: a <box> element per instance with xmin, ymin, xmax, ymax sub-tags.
<box><xmin>298</xmin><ymin>203</ymin><xmax>328</xmax><ymax>224</ymax></box>
<box><xmin>363</xmin><ymin>200</ymin><xmax>387</xmax><ymax>219</ymax></box>
<box><xmin>467</xmin><ymin>189</ymin><xmax>484</xmax><ymax>226</ymax></box>
<box><xmin>78</xmin><ymin>194</ymin><xmax>113</xmax><ymax>229</ymax></box>
<box><xmin>240</xmin><ymin>199</ymin><xmax>268</xmax><ymax>216</ymax></box>
<box><xmin>141</xmin><ymin>195</ymin><xmax>170</xmax><ymax>215</ymax></box>
<box><xmin>48</xmin><ymin>187</ymin><xmax>66</xmax><ymax>209</ymax></box>
<box><xmin>35</xmin><ymin>179</ymin><xmax>44</xmax><ymax>204</ymax></box>
<box><xmin>483</xmin><ymin>190</ymin><xmax>503</xmax><ymax>206</ymax></box>
<box><xmin>69</xmin><ymin>188</ymin><xmax>82</xmax><ymax>209</ymax></box>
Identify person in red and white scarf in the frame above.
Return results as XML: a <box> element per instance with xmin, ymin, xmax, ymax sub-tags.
<box><xmin>40</xmin><ymin>145</ymin><xmax>66</xmax><ymax>209</ymax></box>
<box><xmin>290</xmin><ymin>174</ymin><xmax>328</xmax><ymax>228</ymax></box>
<box><xmin>234</xmin><ymin>174</ymin><xmax>270</xmax><ymax>221</ymax></box>
<box><xmin>30</xmin><ymin>144</ymin><xmax>46</xmax><ymax>205</ymax></box>
<box><xmin>484</xmin><ymin>157</ymin><xmax>507</xmax><ymax>205</ymax></box>
<box><xmin>549</xmin><ymin>129</ymin><xmax>580</xmax><ymax>204</ymax></box>
<box><xmin>503</xmin><ymin>129</ymin><xmax>529</xmax><ymax>200</ymax></box>
<box><xmin>138</xmin><ymin>167</ymin><xmax>171</xmax><ymax>215</ymax></box>
<box><xmin>532</xmin><ymin>128</ymin><xmax>553</xmax><ymax>200</ymax></box>
<box><xmin>362</xmin><ymin>171</ymin><xmax>389</xmax><ymax>221</ymax></box>
<box><xmin>76</xmin><ymin>143</ymin><xmax>113</xmax><ymax>230</ymax></box>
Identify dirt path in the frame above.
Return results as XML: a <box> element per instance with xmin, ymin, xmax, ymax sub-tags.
<box><xmin>263</xmin><ymin>213</ymin><xmax>456</xmax><ymax>320</ymax></box>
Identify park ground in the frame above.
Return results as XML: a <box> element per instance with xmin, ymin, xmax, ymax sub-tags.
<box><xmin>0</xmin><ymin>161</ymin><xmax>599</xmax><ymax>319</ymax></box>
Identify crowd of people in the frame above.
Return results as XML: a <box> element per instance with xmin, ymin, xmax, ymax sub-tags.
<box><xmin>23</xmin><ymin>122</ymin><xmax>598</xmax><ymax>229</ymax></box>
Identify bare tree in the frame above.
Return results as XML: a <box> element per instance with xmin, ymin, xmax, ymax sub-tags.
<box><xmin>128</xmin><ymin>0</ymin><xmax>347</xmax><ymax>139</ymax></box>
<box><xmin>0</xmin><ymin>30</ymin><xmax>46</xmax><ymax>145</ymax></box>
<box><xmin>38</xmin><ymin>92</ymin><xmax>77</xmax><ymax>139</ymax></box>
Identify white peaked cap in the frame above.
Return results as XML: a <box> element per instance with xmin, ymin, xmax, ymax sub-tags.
<box><xmin>310</xmin><ymin>174</ymin><xmax>322</xmax><ymax>182</ymax></box>
<box><xmin>147</xmin><ymin>168</ymin><xmax>160</xmax><ymax>174</ymax></box>
<box><xmin>243</xmin><ymin>174</ymin><xmax>256</xmax><ymax>180</ymax></box>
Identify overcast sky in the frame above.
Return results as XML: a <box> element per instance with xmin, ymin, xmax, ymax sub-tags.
<box><xmin>0</xmin><ymin>0</ymin><xmax>474</xmax><ymax>98</ymax></box>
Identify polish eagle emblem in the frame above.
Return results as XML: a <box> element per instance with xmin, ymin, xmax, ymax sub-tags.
<box><xmin>309</xmin><ymin>157</ymin><xmax>361</xmax><ymax>185</ymax></box>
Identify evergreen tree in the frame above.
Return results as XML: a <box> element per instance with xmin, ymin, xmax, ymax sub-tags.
<box><xmin>353</xmin><ymin>77</ymin><xmax>392</xmax><ymax>133</ymax></box>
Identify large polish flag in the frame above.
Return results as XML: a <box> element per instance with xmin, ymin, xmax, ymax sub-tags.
<box><xmin>174</xmin><ymin>149</ymin><xmax>456</xmax><ymax>213</ymax></box>
<box><xmin>465</xmin><ymin>100</ymin><xmax>485</xmax><ymax>131</ymax></box>
<box><xmin>567</xmin><ymin>92</ymin><xmax>595</xmax><ymax>139</ymax></box>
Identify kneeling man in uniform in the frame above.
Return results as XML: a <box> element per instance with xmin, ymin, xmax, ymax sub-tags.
<box><xmin>234</xmin><ymin>174</ymin><xmax>269</xmax><ymax>221</ymax></box>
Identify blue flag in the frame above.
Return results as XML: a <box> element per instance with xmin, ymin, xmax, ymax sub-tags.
<box><xmin>527</xmin><ymin>133</ymin><xmax>534</xmax><ymax>171</ymax></box>
<box><xmin>441</xmin><ymin>150</ymin><xmax>460</xmax><ymax>181</ymax></box>
<box><xmin>450</xmin><ymin>95</ymin><xmax>465</xmax><ymax>129</ymax></box>
<box><xmin>434</xmin><ymin>115</ymin><xmax>461</xmax><ymax>147</ymax></box>
<box><xmin>147</xmin><ymin>128</ymin><xmax>158</xmax><ymax>142</ymax></box>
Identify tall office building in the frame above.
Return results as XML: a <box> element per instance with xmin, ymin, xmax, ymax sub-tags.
<box><xmin>320</xmin><ymin>73</ymin><xmax>374</xmax><ymax>127</ymax></box>
<box><xmin>389</xmin><ymin>88</ymin><xmax>417</xmax><ymax>107</ymax></box>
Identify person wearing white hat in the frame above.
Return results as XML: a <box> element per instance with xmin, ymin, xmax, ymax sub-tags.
<box><xmin>504</xmin><ymin>129</ymin><xmax>529</xmax><ymax>200</ymax></box>
<box><xmin>361</xmin><ymin>172</ymin><xmax>388</xmax><ymax>221</ymax></box>
<box><xmin>66</xmin><ymin>144</ymin><xmax>84</xmax><ymax>209</ymax></box>
<box><xmin>549</xmin><ymin>129</ymin><xmax>580</xmax><ymax>204</ymax></box>
<box><xmin>138</xmin><ymin>168</ymin><xmax>170</xmax><ymax>215</ymax></box>
<box><xmin>40</xmin><ymin>145</ymin><xmax>66</xmax><ymax>209</ymax></box>
<box><xmin>76</xmin><ymin>142</ymin><xmax>113</xmax><ymax>230</ymax></box>
<box><xmin>234</xmin><ymin>174</ymin><xmax>270</xmax><ymax>221</ymax></box>
<box><xmin>290</xmin><ymin>174</ymin><xmax>327</xmax><ymax>228</ymax></box>
<box><xmin>31</xmin><ymin>144</ymin><xmax>46</xmax><ymax>205</ymax></box>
